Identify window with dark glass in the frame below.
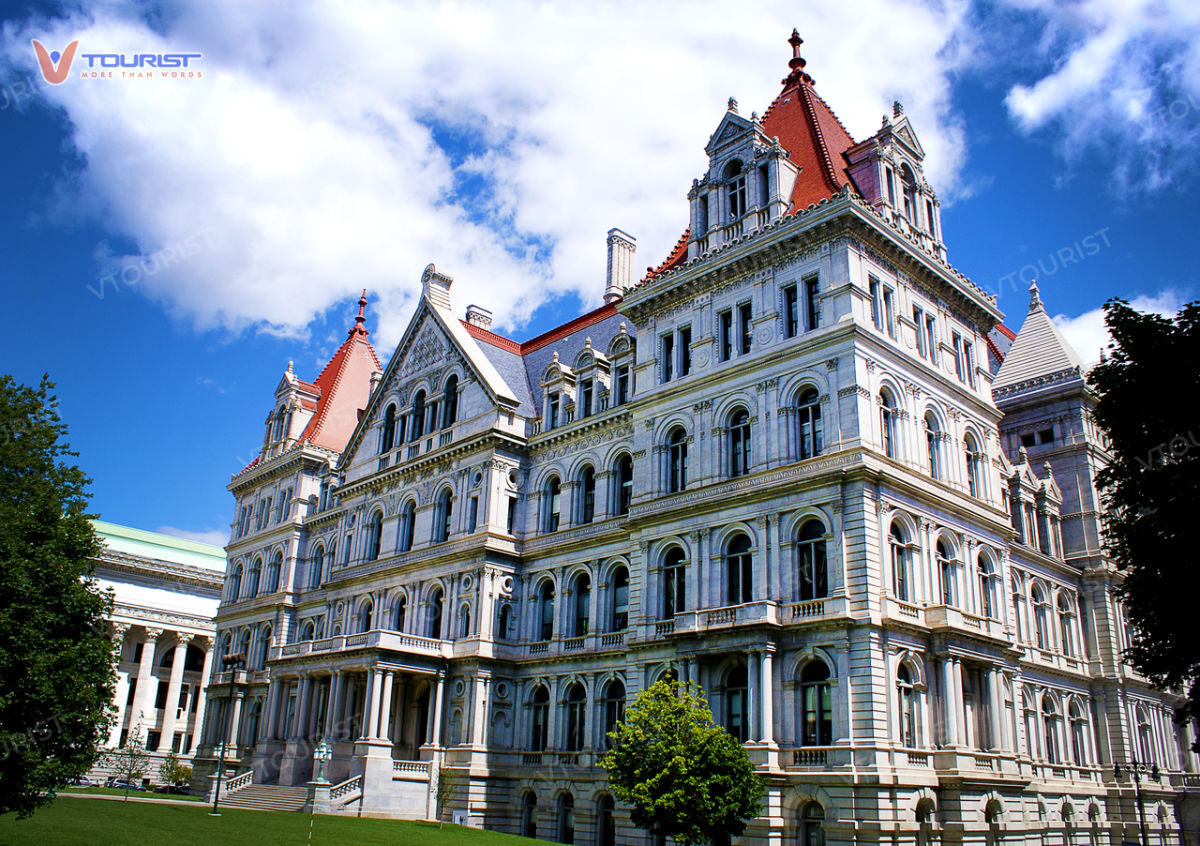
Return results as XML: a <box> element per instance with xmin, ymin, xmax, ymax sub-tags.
<box><xmin>718</xmin><ymin>310</ymin><xmax>733</xmax><ymax>361</ymax></box>
<box><xmin>399</xmin><ymin>501</ymin><xmax>415</xmax><ymax>552</ymax></box>
<box><xmin>442</xmin><ymin>375</ymin><xmax>458</xmax><ymax>427</ymax></box>
<box><xmin>544</xmin><ymin>477</ymin><xmax>561</xmax><ymax>532</ymax></box>
<box><xmin>603</xmin><ymin>681</ymin><xmax>626</xmax><ymax>749</ymax></box>
<box><xmin>611</xmin><ymin>567</ymin><xmax>629</xmax><ymax>631</ymax></box>
<box><xmin>580</xmin><ymin>380</ymin><xmax>593</xmax><ymax>417</ymax></box>
<box><xmin>530</xmin><ymin>687</ymin><xmax>549</xmax><ymax>751</ymax></box>
<box><xmin>726</xmin><ymin>160</ymin><xmax>746</xmax><ymax>220</ymax></box>
<box><xmin>616</xmin><ymin>455</ymin><xmax>633</xmax><ymax>516</ymax></box>
<box><xmin>573</xmin><ymin>573</ymin><xmax>590</xmax><ymax>636</ymax></box>
<box><xmin>667</xmin><ymin>428</ymin><xmax>688</xmax><ymax>492</ymax></box>
<box><xmin>725</xmin><ymin>533</ymin><xmax>752</xmax><ymax>605</ymax></box>
<box><xmin>661</xmin><ymin>333</ymin><xmax>674</xmax><ymax>383</ymax></box>
<box><xmin>678</xmin><ymin>325</ymin><xmax>692</xmax><ymax>376</ymax></box>
<box><xmin>797</xmin><ymin>520</ymin><xmax>828</xmax><ymax>601</ymax></box>
<box><xmin>548</xmin><ymin>392</ymin><xmax>560</xmax><ymax>429</ymax></box>
<box><xmin>381</xmin><ymin>404</ymin><xmax>397</xmax><ymax>452</ymax></box>
<box><xmin>738</xmin><ymin>302</ymin><xmax>752</xmax><ymax>354</ymax></box>
<box><xmin>579</xmin><ymin>466</ymin><xmax>595</xmax><ymax>524</ymax></box>
<box><xmin>805</xmin><ymin>277</ymin><xmax>820</xmax><ymax>331</ymax></box>
<box><xmin>783</xmin><ymin>284</ymin><xmax>799</xmax><ymax>338</ymax></box>
<box><xmin>729</xmin><ymin>409</ymin><xmax>751</xmax><ymax>477</ymax></box>
<box><xmin>436</xmin><ymin>490</ymin><xmax>452</xmax><ymax>543</ymax></box>
<box><xmin>800</xmin><ymin>660</ymin><xmax>833</xmax><ymax>745</ymax></box>
<box><xmin>539</xmin><ymin>581</ymin><xmax>555</xmax><ymax>642</ymax></box>
<box><xmin>662</xmin><ymin>547</ymin><xmax>686</xmax><ymax>618</ymax></box>
<box><xmin>411</xmin><ymin>391</ymin><xmax>426</xmax><ymax>441</ymax></box>
<box><xmin>725</xmin><ymin>664</ymin><xmax>749</xmax><ymax>742</ymax></box>
<box><xmin>797</xmin><ymin>389</ymin><xmax>822</xmax><ymax>459</ymax></box>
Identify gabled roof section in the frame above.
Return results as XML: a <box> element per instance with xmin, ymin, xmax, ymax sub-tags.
<box><xmin>760</xmin><ymin>30</ymin><xmax>857</xmax><ymax>209</ymax></box>
<box><xmin>993</xmin><ymin>282</ymin><xmax>1084</xmax><ymax>392</ymax></box>
<box><xmin>298</xmin><ymin>291</ymin><xmax>382</xmax><ymax>451</ymax></box>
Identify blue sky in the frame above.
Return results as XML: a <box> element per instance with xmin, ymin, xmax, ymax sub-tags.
<box><xmin>1</xmin><ymin>1</ymin><xmax>1197</xmax><ymax>545</ymax></box>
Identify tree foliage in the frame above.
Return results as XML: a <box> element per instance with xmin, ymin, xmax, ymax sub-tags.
<box><xmin>158</xmin><ymin>752</ymin><xmax>192</xmax><ymax>790</ymax></box>
<box><xmin>1089</xmin><ymin>299</ymin><xmax>1200</xmax><ymax>750</ymax></box>
<box><xmin>106</xmin><ymin>731</ymin><xmax>149</xmax><ymax>800</ymax></box>
<box><xmin>0</xmin><ymin>375</ymin><xmax>115</xmax><ymax>817</ymax></box>
<box><xmin>600</xmin><ymin>679</ymin><xmax>764</xmax><ymax>846</ymax></box>
<box><xmin>434</xmin><ymin>765</ymin><xmax>462</xmax><ymax>827</ymax></box>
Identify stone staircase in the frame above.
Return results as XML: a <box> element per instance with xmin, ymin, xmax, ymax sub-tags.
<box><xmin>219</xmin><ymin>784</ymin><xmax>309</xmax><ymax>813</ymax></box>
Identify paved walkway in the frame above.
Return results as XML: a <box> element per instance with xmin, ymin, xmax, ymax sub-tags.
<box><xmin>57</xmin><ymin>791</ymin><xmax>205</xmax><ymax>807</ymax></box>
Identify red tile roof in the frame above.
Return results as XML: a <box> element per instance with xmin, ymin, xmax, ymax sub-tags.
<box><xmin>642</xmin><ymin>228</ymin><xmax>690</xmax><ymax>283</ymax></box>
<box><xmin>994</xmin><ymin>324</ymin><xmax>1017</xmax><ymax>341</ymax></box>
<box><xmin>461</xmin><ymin>301</ymin><xmax>620</xmax><ymax>355</ymax></box>
<box><xmin>299</xmin><ymin>301</ymin><xmax>382</xmax><ymax>452</ymax></box>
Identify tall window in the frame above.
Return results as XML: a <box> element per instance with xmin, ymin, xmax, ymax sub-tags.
<box><xmin>615</xmin><ymin>455</ymin><xmax>633</xmax><ymax>516</ymax></box>
<box><xmin>977</xmin><ymin>554</ymin><xmax>996</xmax><ymax>619</ymax></box>
<box><xmin>442</xmin><ymin>375</ymin><xmax>458</xmax><ymax>427</ymax></box>
<box><xmin>925</xmin><ymin>412</ymin><xmax>943</xmax><ymax>480</ymax></box>
<box><xmin>392</xmin><ymin>595</ymin><xmax>407</xmax><ymax>632</ymax></box>
<box><xmin>381</xmin><ymin>404</ymin><xmax>397</xmax><ymax>452</ymax></box>
<box><xmin>901</xmin><ymin>164</ymin><xmax>918</xmax><ymax>224</ymax></box>
<box><xmin>897</xmin><ymin>664</ymin><xmax>917</xmax><ymax>747</ymax></box>
<box><xmin>247</xmin><ymin>557</ymin><xmax>262</xmax><ymax>597</ymax></box>
<box><xmin>580</xmin><ymin>380</ymin><xmax>593</xmax><ymax>418</ymax></box>
<box><xmin>579</xmin><ymin>466</ymin><xmax>596</xmax><ymax>524</ymax></box>
<box><xmin>965</xmin><ymin>432</ymin><xmax>983</xmax><ymax>498</ymax></box>
<box><xmin>725</xmin><ymin>159</ymin><xmax>746</xmax><ymax>219</ymax></box>
<box><xmin>796</xmin><ymin>389</ymin><xmax>823</xmax><ymax>459</ymax></box>
<box><xmin>573</xmin><ymin>573</ymin><xmax>591</xmax><ymax>636</ymax></box>
<box><xmin>738</xmin><ymin>302</ymin><xmax>753</xmax><ymax>355</ymax></box>
<box><xmin>1069</xmin><ymin>701</ymin><xmax>1088</xmax><ymax>764</ymax></box>
<box><xmin>399</xmin><ymin>501</ymin><xmax>415</xmax><ymax>552</ymax></box>
<box><xmin>529</xmin><ymin>687</ymin><xmax>549</xmax><ymax>751</ymax></box>
<box><xmin>1042</xmin><ymin>696</ymin><xmax>1061</xmax><ymax>764</ymax></box>
<box><xmin>266</xmin><ymin>551</ymin><xmax>282</xmax><ymax>592</ymax></box>
<box><xmin>805</xmin><ymin>277</ymin><xmax>820</xmax><ymax>331</ymax></box>
<box><xmin>718</xmin><ymin>310</ymin><xmax>733</xmax><ymax>361</ymax></box>
<box><xmin>411</xmin><ymin>390</ymin><xmax>426</xmax><ymax>441</ymax></box>
<box><xmin>869</xmin><ymin>277</ymin><xmax>883</xmax><ymax>331</ymax></box>
<box><xmin>366</xmin><ymin>511</ymin><xmax>383</xmax><ymax>560</ymax></box>
<box><xmin>1057</xmin><ymin>594</ymin><xmax>1076</xmax><ymax>657</ymax></box>
<box><xmin>725</xmin><ymin>664</ymin><xmax>749</xmax><ymax>742</ymax></box>
<box><xmin>557</xmin><ymin>793</ymin><xmax>575</xmax><ymax>845</ymax></box>
<box><xmin>667</xmin><ymin>427</ymin><xmax>688</xmax><ymax>493</ymax></box>
<box><xmin>936</xmin><ymin>539</ymin><xmax>957</xmax><ymax>607</ymax></box>
<box><xmin>548</xmin><ymin>392</ymin><xmax>560</xmax><ymax>429</ymax></box>
<box><xmin>725</xmin><ymin>533</ymin><xmax>753</xmax><ymax>605</ymax></box>
<box><xmin>800</xmin><ymin>660</ymin><xmax>833</xmax><ymax>746</ymax></box>
<box><xmin>729</xmin><ymin>409</ymin><xmax>751</xmax><ymax>478</ymax></box>
<box><xmin>783</xmin><ymin>284</ymin><xmax>799</xmax><ymax>338</ymax></box>
<box><xmin>427</xmin><ymin>586</ymin><xmax>444</xmax><ymax>638</ymax></box>
<box><xmin>356</xmin><ymin>598</ymin><xmax>373</xmax><ymax>633</ymax></box>
<box><xmin>663</xmin><ymin>547</ymin><xmax>686</xmax><ymax>618</ymax></box>
<box><xmin>880</xmin><ymin>390</ymin><xmax>899</xmax><ymax>459</ymax></box>
<box><xmin>603</xmin><ymin>681</ymin><xmax>626</xmax><ymax>749</ymax></box>
<box><xmin>436</xmin><ymin>489</ymin><xmax>453</xmax><ymax>543</ymax></box>
<box><xmin>1032</xmin><ymin>584</ymin><xmax>1050</xmax><ymax>650</ymax></box>
<box><xmin>660</xmin><ymin>333</ymin><xmax>674</xmax><ymax>383</ymax></box>
<box><xmin>890</xmin><ymin>522</ymin><xmax>911</xmax><ymax>602</ymax></box>
<box><xmin>615</xmin><ymin>365</ymin><xmax>630</xmax><ymax>405</ymax></box>
<box><xmin>564</xmin><ymin>685</ymin><xmax>586</xmax><ymax>752</ymax></box>
<box><xmin>521</xmin><ymin>793</ymin><xmax>537</xmax><ymax>838</ymax></box>
<box><xmin>539</xmin><ymin>581</ymin><xmax>555</xmax><ymax>642</ymax></box>
<box><xmin>598</xmin><ymin>796</ymin><xmax>615</xmax><ymax>846</ymax></box>
<box><xmin>308</xmin><ymin>546</ymin><xmax>324</xmax><ymax>590</ymax></box>
<box><xmin>800</xmin><ymin>803</ymin><xmax>825</xmax><ymax>846</ymax></box>
<box><xmin>796</xmin><ymin>520</ymin><xmax>828</xmax><ymax>601</ymax></box>
<box><xmin>544</xmin><ymin>477</ymin><xmax>561</xmax><ymax>532</ymax></box>
<box><xmin>610</xmin><ymin>567</ymin><xmax>629</xmax><ymax>631</ymax></box>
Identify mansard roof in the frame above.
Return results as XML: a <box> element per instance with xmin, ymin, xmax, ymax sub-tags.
<box><xmin>993</xmin><ymin>282</ymin><xmax>1085</xmax><ymax>394</ymax></box>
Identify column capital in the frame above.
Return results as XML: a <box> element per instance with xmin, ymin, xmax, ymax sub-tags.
<box><xmin>143</xmin><ymin>627</ymin><xmax>164</xmax><ymax>641</ymax></box>
<box><xmin>175</xmin><ymin>632</ymin><xmax>195</xmax><ymax>647</ymax></box>
<box><xmin>111</xmin><ymin>623</ymin><xmax>131</xmax><ymax>639</ymax></box>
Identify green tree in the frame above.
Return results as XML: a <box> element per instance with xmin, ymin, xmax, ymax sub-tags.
<box><xmin>600</xmin><ymin>679</ymin><xmax>764</xmax><ymax>846</ymax></box>
<box><xmin>434</xmin><ymin>765</ymin><xmax>461</xmax><ymax>828</ymax></box>
<box><xmin>1089</xmin><ymin>299</ymin><xmax>1200</xmax><ymax>750</ymax></box>
<box><xmin>105</xmin><ymin>730</ymin><xmax>149</xmax><ymax>800</ymax></box>
<box><xmin>158</xmin><ymin>751</ymin><xmax>192</xmax><ymax>792</ymax></box>
<box><xmin>0</xmin><ymin>375</ymin><xmax>115</xmax><ymax>817</ymax></box>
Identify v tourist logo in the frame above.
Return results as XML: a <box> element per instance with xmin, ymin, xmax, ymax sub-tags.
<box><xmin>31</xmin><ymin>40</ymin><xmax>79</xmax><ymax>85</ymax></box>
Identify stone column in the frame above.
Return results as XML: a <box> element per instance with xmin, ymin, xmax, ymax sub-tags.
<box><xmin>158</xmin><ymin>633</ymin><xmax>193</xmax><ymax>754</ymax></box>
<box><xmin>360</xmin><ymin>669</ymin><xmax>379</xmax><ymax>741</ymax></box>
<box><xmin>293</xmin><ymin>675</ymin><xmax>312</xmax><ymax>741</ymax></box>
<box><xmin>988</xmin><ymin>667</ymin><xmax>1005</xmax><ymax>752</ymax></box>
<box><xmin>430</xmin><ymin>671</ymin><xmax>447</xmax><ymax>746</ymax></box>
<box><xmin>227</xmin><ymin>690</ymin><xmax>245</xmax><ymax>748</ymax></box>
<box><xmin>747</xmin><ymin>653</ymin><xmax>760</xmax><ymax>742</ymax></box>
<box><xmin>108</xmin><ymin>624</ymin><xmax>131</xmax><ymax>747</ymax></box>
<box><xmin>760</xmin><ymin>649</ymin><xmax>776</xmax><ymax>746</ymax></box>
<box><xmin>128</xmin><ymin>627</ymin><xmax>163</xmax><ymax>742</ymax></box>
<box><xmin>471</xmin><ymin>674</ymin><xmax>489</xmax><ymax>746</ymax></box>
<box><xmin>378</xmin><ymin>671</ymin><xmax>395</xmax><ymax>741</ymax></box>
<box><xmin>189</xmin><ymin>640</ymin><xmax>214</xmax><ymax>754</ymax></box>
<box><xmin>324</xmin><ymin>672</ymin><xmax>341</xmax><ymax>738</ymax></box>
<box><xmin>942</xmin><ymin>657</ymin><xmax>960</xmax><ymax>747</ymax></box>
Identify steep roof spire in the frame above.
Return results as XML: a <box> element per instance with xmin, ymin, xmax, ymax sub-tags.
<box><xmin>993</xmin><ymin>282</ymin><xmax>1085</xmax><ymax>391</ymax></box>
<box><xmin>350</xmin><ymin>289</ymin><xmax>370</xmax><ymax>337</ymax></box>
<box><xmin>783</xmin><ymin>28</ymin><xmax>813</xmax><ymax>87</ymax></box>
<box><xmin>1029</xmin><ymin>279</ymin><xmax>1044</xmax><ymax>311</ymax></box>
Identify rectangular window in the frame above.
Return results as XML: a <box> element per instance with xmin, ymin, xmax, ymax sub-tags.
<box><xmin>738</xmin><ymin>302</ymin><xmax>752</xmax><ymax>354</ymax></box>
<box><xmin>953</xmin><ymin>332</ymin><xmax>965</xmax><ymax>381</ymax></box>
<box><xmin>718</xmin><ymin>310</ymin><xmax>733</xmax><ymax>361</ymax></box>
<box><xmin>913</xmin><ymin>306</ymin><xmax>927</xmax><ymax>358</ymax></box>
<box><xmin>886</xmin><ymin>167</ymin><xmax>896</xmax><ymax>205</ymax></box>
<box><xmin>147</xmin><ymin>730</ymin><xmax>161</xmax><ymax>752</ymax></box>
<box><xmin>155</xmin><ymin>680</ymin><xmax>169</xmax><ymax>709</ymax></box>
<box><xmin>616</xmin><ymin>366</ymin><xmax>630</xmax><ymax>405</ymax></box>
<box><xmin>963</xmin><ymin>341</ymin><xmax>976</xmax><ymax>387</ymax></box>
<box><xmin>883</xmin><ymin>288</ymin><xmax>896</xmax><ymax>338</ymax></box>
<box><xmin>1020</xmin><ymin>433</ymin><xmax>1036</xmax><ymax>448</ymax></box>
<box><xmin>925</xmin><ymin>316</ymin><xmax>937</xmax><ymax>364</ymax></box>
<box><xmin>678</xmin><ymin>325</ymin><xmax>692</xmax><ymax>376</ymax></box>
<box><xmin>783</xmin><ymin>284</ymin><xmax>799</xmax><ymax>338</ymax></box>
<box><xmin>661</xmin><ymin>333</ymin><xmax>674</xmax><ymax>383</ymax></box>
<box><xmin>467</xmin><ymin>496</ymin><xmax>479</xmax><ymax>532</ymax></box>
<box><xmin>869</xmin><ymin>277</ymin><xmax>882</xmax><ymax>330</ymax></box>
<box><xmin>580</xmin><ymin>380</ymin><xmax>593</xmax><ymax>417</ymax></box>
<box><xmin>548</xmin><ymin>393</ymin><xmax>560</xmax><ymax>429</ymax></box>
<box><xmin>926</xmin><ymin>199</ymin><xmax>937</xmax><ymax>238</ymax></box>
<box><xmin>697</xmin><ymin>195</ymin><xmax>709</xmax><ymax>236</ymax></box>
<box><xmin>506</xmin><ymin>497</ymin><xmax>517</xmax><ymax>535</ymax></box>
<box><xmin>805</xmin><ymin>277</ymin><xmax>820</xmax><ymax>331</ymax></box>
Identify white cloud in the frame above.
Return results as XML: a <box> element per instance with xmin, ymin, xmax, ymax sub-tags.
<box><xmin>1001</xmin><ymin>0</ymin><xmax>1200</xmax><ymax>194</ymax></box>
<box><xmin>1</xmin><ymin>0</ymin><xmax>974</xmax><ymax>348</ymax></box>
<box><xmin>1053</xmin><ymin>288</ymin><xmax>1189</xmax><ymax>365</ymax></box>
<box><xmin>156</xmin><ymin>525</ymin><xmax>228</xmax><ymax>547</ymax></box>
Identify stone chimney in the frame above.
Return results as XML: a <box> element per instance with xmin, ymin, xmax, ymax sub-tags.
<box><xmin>466</xmin><ymin>305</ymin><xmax>493</xmax><ymax>330</ymax></box>
<box><xmin>605</xmin><ymin>228</ymin><xmax>636</xmax><ymax>304</ymax></box>
<box><xmin>421</xmin><ymin>263</ymin><xmax>453</xmax><ymax>310</ymax></box>
<box><xmin>369</xmin><ymin>370</ymin><xmax>383</xmax><ymax>395</ymax></box>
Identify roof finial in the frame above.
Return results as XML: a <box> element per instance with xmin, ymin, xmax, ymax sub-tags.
<box><xmin>727</xmin><ymin>96</ymin><xmax>738</xmax><ymax>114</ymax></box>
<box><xmin>783</xmin><ymin>28</ymin><xmax>813</xmax><ymax>87</ymax></box>
<box><xmin>893</xmin><ymin>100</ymin><xmax>903</xmax><ymax>117</ymax></box>
<box><xmin>1029</xmin><ymin>279</ymin><xmax>1043</xmax><ymax>311</ymax></box>
<box><xmin>350</xmin><ymin>289</ymin><xmax>370</xmax><ymax>337</ymax></box>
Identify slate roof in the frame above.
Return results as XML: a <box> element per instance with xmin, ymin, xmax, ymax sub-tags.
<box><xmin>993</xmin><ymin>283</ymin><xmax>1084</xmax><ymax>392</ymax></box>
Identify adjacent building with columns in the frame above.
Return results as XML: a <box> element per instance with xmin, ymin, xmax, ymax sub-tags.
<box><xmin>193</xmin><ymin>31</ymin><xmax>1199</xmax><ymax>845</ymax></box>
<box><xmin>91</xmin><ymin>520</ymin><xmax>224</xmax><ymax>782</ymax></box>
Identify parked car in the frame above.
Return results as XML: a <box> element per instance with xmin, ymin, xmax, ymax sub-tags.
<box><xmin>68</xmin><ymin>776</ymin><xmax>97</xmax><ymax>787</ymax></box>
<box><xmin>106</xmin><ymin>777</ymin><xmax>143</xmax><ymax>791</ymax></box>
<box><xmin>154</xmin><ymin>784</ymin><xmax>190</xmax><ymax>795</ymax></box>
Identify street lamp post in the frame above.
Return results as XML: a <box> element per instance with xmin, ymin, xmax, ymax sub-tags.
<box><xmin>1114</xmin><ymin>757</ymin><xmax>1160</xmax><ymax>846</ymax></box>
<box><xmin>209</xmin><ymin>652</ymin><xmax>246</xmax><ymax>817</ymax></box>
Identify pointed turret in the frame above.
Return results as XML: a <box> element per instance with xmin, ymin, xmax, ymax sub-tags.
<box><xmin>993</xmin><ymin>281</ymin><xmax>1085</xmax><ymax>394</ymax></box>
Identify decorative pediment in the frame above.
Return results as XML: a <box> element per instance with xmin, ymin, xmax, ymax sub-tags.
<box><xmin>891</xmin><ymin>117</ymin><xmax>925</xmax><ymax>159</ymax></box>
<box><xmin>705</xmin><ymin>111</ymin><xmax>757</xmax><ymax>156</ymax></box>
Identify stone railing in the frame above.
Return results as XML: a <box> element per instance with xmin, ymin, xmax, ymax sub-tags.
<box><xmin>330</xmin><ymin>774</ymin><xmax>362</xmax><ymax>803</ymax></box>
<box><xmin>563</xmin><ymin>636</ymin><xmax>586</xmax><ymax>651</ymax></box>
<box><xmin>655</xmin><ymin>620</ymin><xmax>676</xmax><ymax>637</ymax></box>
<box><xmin>392</xmin><ymin>760</ymin><xmax>432</xmax><ymax>781</ymax></box>
<box><xmin>600</xmin><ymin>632</ymin><xmax>626</xmax><ymax>648</ymax></box>
<box><xmin>226</xmin><ymin>770</ymin><xmax>253</xmax><ymax>794</ymax></box>
<box><xmin>791</xmin><ymin>748</ymin><xmax>829</xmax><ymax>767</ymax></box>
<box><xmin>906</xmin><ymin>751</ymin><xmax>930</xmax><ymax>767</ymax></box>
<box><xmin>272</xmin><ymin>629</ymin><xmax>448</xmax><ymax>662</ymax></box>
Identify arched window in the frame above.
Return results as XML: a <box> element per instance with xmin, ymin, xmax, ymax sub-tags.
<box><xmin>427</xmin><ymin>586</ymin><xmax>444</xmax><ymax>639</ymax></box>
<box><xmin>366</xmin><ymin>511</ymin><xmax>383</xmax><ymax>560</ymax></box>
<box><xmin>729</xmin><ymin>408</ymin><xmax>751</xmax><ymax>478</ymax></box>
<box><xmin>615</xmin><ymin>454</ymin><xmax>634</xmax><ymax>516</ymax></box>
<box><xmin>602</xmin><ymin>680</ymin><xmax>626</xmax><ymax>749</ymax></box>
<box><xmin>917</xmin><ymin>803</ymin><xmax>934</xmax><ymax>846</ymax></box>
<box><xmin>272</xmin><ymin>407</ymin><xmax>287</xmax><ymax>443</ymax></box>
<box><xmin>1137</xmin><ymin>707</ymin><xmax>1154</xmax><ymax>764</ymax></box>
<box><xmin>965</xmin><ymin>432</ymin><xmax>983</xmax><ymax>498</ymax></box>
<box><xmin>381</xmin><ymin>403</ymin><xmax>397</xmax><ymax>453</ymax></box>
<box><xmin>725</xmin><ymin>159</ymin><xmax>747</xmax><ymax>220</ymax></box>
<box><xmin>1042</xmin><ymin>695</ymin><xmax>1061</xmax><ymax>764</ymax></box>
<box><xmin>796</xmin><ymin>388</ymin><xmax>823</xmax><ymax>459</ymax></box>
<box><xmin>538</xmin><ymin>581</ymin><xmax>555</xmax><ymax>642</ymax></box>
<box><xmin>399</xmin><ymin>501</ymin><xmax>415</xmax><ymax>552</ymax></box>
<box><xmin>936</xmin><ymin>539</ymin><xmax>957</xmax><ymax>607</ymax></box>
<box><xmin>977</xmin><ymin>553</ymin><xmax>997</xmax><ymax>619</ymax></box>
<box><xmin>667</xmin><ymin>427</ymin><xmax>688</xmax><ymax>492</ymax></box>
<box><xmin>264</xmin><ymin>551</ymin><xmax>282</xmax><ymax>593</ymax></box>
<box><xmin>797</xmin><ymin>519</ymin><xmax>828</xmax><ymax>601</ymax></box>
<box><xmin>985</xmin><ymin>800</ymin><xmax>1003</xmax><ymax>846</ymax></box>
<box><xmin>308</xmin><ymin>545</ymin><xmax>324</xmax><ymax>590</ymax></box>
<box><xmin>900</xmin><ymin>163</ymin><xmax>918</xmax><ymax>224</ymax></box>
<box><xmin>1031</xmin><ymin>584</ymin><xmax>1050</xmax><ymax>650</ymax></box>
<box><xmin>897</xmin><ymin>664</ymin><xmax>917</xmax><ymax>747</ymax></box>
<box><xmin>247</xmin><ymin>557</ymin><xmax>262</xmax><ymax>597</ymax></box>
<box><xmin>578</xmin><ymin>466</ymin><xmax>595</xmax><ymax>524</ymax></box>
<box><xmin>520</xmin><ymin>792</ymin><xmax>538</xmax><ymax>838</ymax></box>
<box><xmin>543</xmin><ymin>477</ymin><xmax>561</xmax><ymax>533</ymax></box>
<box><xmin>725</xmin><ymin>663</ymin><xmax>749</xmax><ymax>742</ymax></box>
<box><xmin>725</xmin><ymin>533</ymin><xmax>753</xmax><ymax>605</ymax></box>
<box><xmin>529</xmin><ymin>687</ymin><xmax>549</xmax><ymax>751</ymax></box>
<box><xmin>880</xmin><ymin>389</ymin><xmax>899</xmax><ymax>459</ymax></box>
<box><xmin>435</xmin><ymin>489</ymin><xmax>453</xmax><ymax>543</ymax></box>
<box><xmin>598</xmin><ymin>795</ymin><xmax>616</xmax><ymax>846</ymax></box>
<box><xmin>557</xmin><ymin>792</ymin><xmax>576</xmax><ymax>845</ymax></box>
<box><xmin>497</xmin><ymin>603</ymin><xmax>513</xmax><ymax>639</ymax></box>
<box><xmin>300</xmin><ymin>620</ymin><xmax>316</xmax><ymax>641</ymax></box>
<box><xmin>662</xmin><ymin>547</ymin><xmax>686</xmax><ymax>619</ymax></box>
<box><xmin>442</xmin><ymin>375</ymin><xmax>458</xmax><ymax>428</ymax></box>
<box><xmin>610</xmin><ymin>566</ymin><xmax>629</xmax><ymax>632</ymax></box>
<box><xmin>236</xmin><ymin>628</ymin><xmax>251</xmax><ymax>662</ymax></box>
<box><xmin>356</xmin><ymin>598</ymin><xmax>373</xmax><ymax>633</ymax></box>
<box><xmin>392</xmin><ymin>595</ymin><xmax>407</xmax><ymax>632</ymax></box>
<box><xmin>411</xmin><ymin>390</ymin><xmax>426</xmax><ymax>441</ymax></box>
<box><xmin>255</xmin><ymin>626</ymin><xmax>272</xmax><ymax>669</ymax></box>
<box><xmin>925</xmin><ymin>412</ymin><xmax>943</xmax><ymax>479</ymax></box>
<box><xmin>800</xmin><ymin>802</ymin><xmax>825</xmax><ymax>846</ymax></box>
<box><xmin>1057</xmin><ymin>593</ymin><xmax>1076</xmax><ymax>657</ymax></box>
<box><xmin>1069</xmin><ymin>700</ymin><xmax>1088</xmax><ymax>764</ymax></box>
<box><xmin>890</xmin><ymin>522</ymin><xmax>911</xmax><ymax>602</ymax></box>
<box><xmin>564</xmin><ymin>684</ymin><xmax>586</xmax><ymax>752</ymax></box>
<box><xmin>229</xmin><ymin>562</ymin><xmax>243</xmax><ymax>601</ymax></box>
<box><xmin>572</xmin><ymin>572</ymin><xmax>591</xmax><ymax>637</ymax></box>
<box><xmin>800</xmin><ymin>660</ymin><xmax>833</xmax><ymax>746</ymax></box>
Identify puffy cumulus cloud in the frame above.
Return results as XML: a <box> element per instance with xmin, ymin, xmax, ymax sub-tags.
<box><xmin>1053</xmin><ymin>288</ymin><xmax>1190</xmax><ymax>365</ymax></box>
<box><xmin>1001</xmin><ymin>0</ymin><xmax>1200</xmax><ymax>194</ymax></box>
<box><xmin>1</xmin><ymin>1</ymin><xmax>973</xmax><ymax>347</ymax></box>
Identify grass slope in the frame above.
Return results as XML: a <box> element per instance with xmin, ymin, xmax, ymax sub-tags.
<box><xmin>60</xmin><ymin>786</ymin><xmax>203</xmax><ymax>801</ymax></box>
<box><xmin>0</xmin><ymin>798</ymin><xmax>539</xmax><ymax>845</ymax></box>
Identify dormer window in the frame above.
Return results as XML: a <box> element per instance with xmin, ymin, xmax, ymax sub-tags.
<box><xmin>900</xmin><ymin>164</ymin><xmax>918</xmax><ymax>225</ymax></box>
<box><xmin>725</xmin><ymin>160</ymin><xmax>747</xmax><ymax>220</ymax></box>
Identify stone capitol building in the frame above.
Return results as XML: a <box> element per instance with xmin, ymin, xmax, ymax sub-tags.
<box><xmin>192</xmin><ymin>30</ymin><xmax>1200</xmax><ymax>846</ymax></box>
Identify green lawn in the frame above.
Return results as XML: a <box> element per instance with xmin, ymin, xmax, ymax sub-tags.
<box><xmin>60</xmin><ymin>786</ymin><xmax>204</xmax><ymax>801</ymax></box>
<box><xmin>0</xmin><ymin>798</ymin><xmax>540</xmax><ymax>845</ymax></box>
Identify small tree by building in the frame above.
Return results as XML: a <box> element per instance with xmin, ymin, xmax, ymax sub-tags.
<box><xmin>435</xmin><ymin>765</ymin><xmax>462</xmax><ymax>828</ymax></box>
<box><xmin>106</xmin><ymin>730</ymin><xmax>149</xmax><ymax>800</ymax></box>
<box><xmin>601</xmin><ymin>679</ymin><xmax>764</xmax><ymax>846</ymax></box>
<box><xmin>158</xmin><ymin>752</ymin><xmax>192</xmax><ymax>793</ymax></box>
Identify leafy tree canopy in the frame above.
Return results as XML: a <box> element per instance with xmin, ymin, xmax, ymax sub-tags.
<box><xmin>1089</xmin><ymin>299</ymin><xmax>1200</xmax><ymax>749</ymax></box>
<box><xmin>0</xmin><ymin>375</ymin><xmax>115</xmax><ymax>817</ymax></box>
<box><xmin>601</xmin><ymin>679</ymin><xmax>763</xmax><ymax>846</ymax></box>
